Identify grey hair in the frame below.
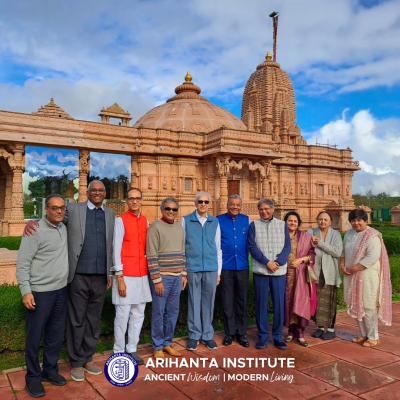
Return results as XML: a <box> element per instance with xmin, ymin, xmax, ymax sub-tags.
<box><xmin>45</xmin><ymin>193</ymin><xmax>65</xmax><ymax>207</ymax></box>
<box><xmin>87</xmin><ymin>180</ymin><xmax>105</xmax><ymax>191</ymax></box>
<box><xmin>195</xmin><ymin>191</ymin><xmax>212</xmax><ymax>203</ymax></box>
<box><xmin>227</xmin><ymin>194</ymin><xmax>241</xmax><ymax>205</ymax></box>
<box><xmin>160</xmin><ymin>197</ymin><xmax>179</xmax><ymax>210</ymax></box>
<box><xmin>257</xmin><ymin>198</ymin><xmax>275</xmax><ymax>209</ymax></box>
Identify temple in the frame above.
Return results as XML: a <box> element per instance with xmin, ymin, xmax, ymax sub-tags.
<box><xmin>0</xmin><ymin>54</ymin><xmax>358</xmax><ymax>236</ymax></box>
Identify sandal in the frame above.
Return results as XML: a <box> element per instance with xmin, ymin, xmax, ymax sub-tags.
<box><xmin>297</xmin><ymin>338</ymin><xmax>309</xmax><ymax>347</ymax></box>
<box><xmin>362</xmin><ymin>339</ymin><xmax>379</xmax><ymax>347</ymax></box>
<box><xmin>285</xmin><ymin>335</ymin><xmax>293</xmax><ymax>343</ymax></box>
<box><xmin>352</xmin><ymin>336</ymin><xmax>367</xmax><ymax>344</ymax></box>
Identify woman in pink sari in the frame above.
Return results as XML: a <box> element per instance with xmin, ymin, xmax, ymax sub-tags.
<box><xmin>284</xmin><ymin>211</ymin><xmax>316</xmax><ymax>347</ymax></box>
<box><xmin>342</xmin><ymin>209</ymin><xmax>392</xmax><ymax>347</ymax></box>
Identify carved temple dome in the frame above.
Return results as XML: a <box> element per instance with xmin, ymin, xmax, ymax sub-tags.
<box><xmin>134</xmin><ymin>72</ymin><xmax>247</xmax><ymax>133</ymax></box>
<box><xmin>241</xmin><ymin>52</ymin><xmax>305</xmax><ymax>144</ymax></box>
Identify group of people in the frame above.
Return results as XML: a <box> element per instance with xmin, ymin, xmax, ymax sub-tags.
<box><xmin>16</xmin><ymin>182</ymin><xmax>392</xmax><ymax>398</ymax></box>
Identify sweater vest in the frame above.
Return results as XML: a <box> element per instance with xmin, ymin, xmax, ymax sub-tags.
<box><xmin>121</xmin><ymin>211</ymin><xmax>148</xmax><ymax>276</ymax></box>
<box><xmin>184</xmin><ymin>211</ymin><xmax>218</xmax><ymax>272</ymax></box>
<box><xmin>76</xmin><ymin>208</ymin><xmax>107</xmax><ymax>275</ymax></box>
<box><xmin>252</xmin><ymin>218</ymin><xmax>287</xmax><ymax>276</ymax></box>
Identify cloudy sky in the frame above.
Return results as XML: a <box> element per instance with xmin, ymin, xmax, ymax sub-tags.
<box><xmin>1</xmin><ymin>0</ymin><xmax>399</xmax><ymax>195</ymax></box>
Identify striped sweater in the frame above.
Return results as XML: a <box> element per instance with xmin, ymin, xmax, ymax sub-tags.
<box><xmin>146</xmin><ymin>219</ymin><xmax>186</xmax><ymax>283</ymax></box>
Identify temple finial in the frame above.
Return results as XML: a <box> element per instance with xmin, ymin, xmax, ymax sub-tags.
<box><xmin>185</xmin><ymin>71</ymin><xmax>192</xmax><ymax>82</ymax></box>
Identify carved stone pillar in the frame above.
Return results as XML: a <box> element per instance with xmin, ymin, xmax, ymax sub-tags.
<box><xmin>10</xmin><ymin>166</ymin><xmax>25</xmax><ymax>220</ymax></box>
<box><xmin>78</xmin><ymin>150</ymin><xmax>90</xmax><ymax>202</ymax></box>
<box><xmin>216</xmin><ymin>156</ymin><xmax>230</xmax><ymax>214</ymax></box>
<box><xmin>130</xmin><ymin>155</ymin><xmax>138</xmax><ymax>188</ymax></box>
<box><xmin>0</xmin><ymin>175</ymin><xmax>5</xmax><ymax>220</ymax></box>
<box><xmin>8</xmin><ymin>145</ymin><xmax>25</xmax><ymax>221</ymax></box>
<box><xmin>3</xmin><ymin>173</ymin><xmax>12</xmax><ymax>220</ymax></box>
<box><xmin>261</xmin><ymin>161</ymin><xmax>271</xmax><ymax>198</ymax></box>
<box><xmin>261</xmin><ymin>176</ymin><xmax>269</xmax><ymax>198</ymax></box>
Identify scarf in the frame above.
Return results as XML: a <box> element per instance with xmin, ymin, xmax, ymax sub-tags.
<box><xmin>345</xmin><ymin>227</ymin><xmax>392</xmax><ymax>326</ymax></box>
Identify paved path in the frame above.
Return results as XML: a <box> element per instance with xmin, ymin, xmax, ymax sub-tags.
<box><xmin>1</xmin><ymin>303</ymin><xmax>400</xmax><ymax>400</ymax></box>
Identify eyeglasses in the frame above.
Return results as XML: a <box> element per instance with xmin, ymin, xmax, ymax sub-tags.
<box><xmin>127</xmin><ymin>197</ymin><xmax>142</xmax><ymax>202</ymax></box>
<box><xmin>48</xmin><ymin>206</ymin><xmax>66</xmax><ymax>212</ymax></box>
<box><xmin>197</xmin><ymin>200</ymin><xmax>210</xmax><ymax>204</ymax></box>
<box><xmin>164</xmin><ymin>207</ymin><xmax>178</xmax><ymax>212</ymax></box>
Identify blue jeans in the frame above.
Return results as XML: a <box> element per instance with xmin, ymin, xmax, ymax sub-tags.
<box><xmin>254</xmin><ymin>273</ymin><xmax>286</xmax><ymax>343</ymax></box>
<box><xmin>150</xmin><ymin>275</ymin><xmax>182</xmax><ymax>350</ymax></box>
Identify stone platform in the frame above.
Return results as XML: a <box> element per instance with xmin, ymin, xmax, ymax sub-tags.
<box><xmin>1</xmin><ymin>303</ymin><xmax>400</xmax><ymax>399</ymax></box>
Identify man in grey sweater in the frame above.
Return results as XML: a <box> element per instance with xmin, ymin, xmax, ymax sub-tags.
<box><xmin>17</xmin><ymin>194</ymin><xmax>69</xmax><ymax>398</ymax></box>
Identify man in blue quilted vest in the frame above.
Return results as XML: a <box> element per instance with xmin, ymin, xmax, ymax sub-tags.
<box><xmin>248</xmin><ymin>198</ymin><xmax>291</xmax><ymax>350</ymax></box>
<box><xmin>182</xmin><ymin>191</ymin><xmax>222</xmax><ymax>351</ymax></box>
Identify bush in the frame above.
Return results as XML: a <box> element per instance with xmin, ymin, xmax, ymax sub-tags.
<box><xmin>381</xmin><ymin>235</ymin><xmax>400</xmax><ymax>256</ymax></box>
<box><xmin>0</xmin><ymin>236</ymin><xmax>22</xmax><ymax>250</ymax></box>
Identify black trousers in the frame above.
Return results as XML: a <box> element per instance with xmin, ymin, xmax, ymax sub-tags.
<box><xmin>66</xmin><ymin>274</ymin><xmax>107</xmax><ymax>368</ymax></box>
<box><xmin>25</xmin><ymin>287</ymin><xmax>68</xmax><ymax>384</ymax></box>
<box><xmin>221</xmin><ymin>269</ymin><xmax>249</xmax><ymax>336</ymax></box>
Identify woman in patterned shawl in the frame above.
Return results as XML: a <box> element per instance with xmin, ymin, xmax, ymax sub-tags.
<box><xmin>342</xmin><ymin>208</ymin><xmax>392</xmax><ymax>347</ymax></box>
<box><xmin>309</xmin><ymin>211</ymin><xmax>343</xmax><ymax>340</ymax></box>
<box><xmin>284</xmin><ymin>211</ymin><xmax>316</xmax><ymax>347</ymax></box>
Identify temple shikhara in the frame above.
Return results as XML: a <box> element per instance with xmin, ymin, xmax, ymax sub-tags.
<box><xmin>0</xmin><ymin>16</ymin><xmax>359</xmax><ymax>236</ymax></box>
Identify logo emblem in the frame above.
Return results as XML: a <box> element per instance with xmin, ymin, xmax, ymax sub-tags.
<box><xmin>104</xmin><ymin>352</ymin><xmax>139</xmax><ymax>387</ymax></box>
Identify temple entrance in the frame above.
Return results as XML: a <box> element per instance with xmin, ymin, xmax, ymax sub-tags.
<box><xmin>228</xmin><ymin>179</ymin><xmax>240</xmax><ymax>196</ymax></box>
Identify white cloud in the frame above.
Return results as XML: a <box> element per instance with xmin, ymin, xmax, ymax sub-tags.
<box><xmin>0</xmin><ymin>0</ymin><xmax>399</xmax><ymax>118</ymax></box>
<box><xmin>306</xmin><ymin>109</ymin><xmax>400</xmax><ymax>195</ymax></box>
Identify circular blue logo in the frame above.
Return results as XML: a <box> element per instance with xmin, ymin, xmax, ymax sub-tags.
<box><xmin>104</xmin><ymin>352</ymin><xmax>139</xmax><ymax>387</ymax></box>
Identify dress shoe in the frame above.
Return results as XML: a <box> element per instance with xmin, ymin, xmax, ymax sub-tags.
<box><xmin>273</xmin><ymin>339</ymin><xmax>288</xmax><ymax>350</ymax></box>
<box><xmin>236</xmin><ymin>335</ymin><xmax>249</xmax><ymax>347</ymax></box>
<box><xmin>223</xmin><ymin>335</ymin><xmax>233</xmax><ymax>346</ymax></box>
<box><xmin>163</xmin><ymin>345</ymin><xmax>182</xmax><ymax>357</ymax></box>
<box><xmin>41</xmin><ymin>372</ymin><xmax>67</xmax><ymax>386</ymax></box>
<box><xmin>26</xmin><ymin>379</ymin><xmax>45</xmax><ymax>398</ymax></box>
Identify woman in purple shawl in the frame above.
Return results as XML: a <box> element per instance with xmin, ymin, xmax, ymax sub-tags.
<box><xmin>284</xmin><ymin>211</ymin><xmax>316</xmax><ymax>347</ymax></box>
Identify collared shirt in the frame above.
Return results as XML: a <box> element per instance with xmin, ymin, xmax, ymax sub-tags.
<box><xmin>87</xmin><ymin>199</ymin><xmax>105</xmax><ymax>210</ymax></box>
<box><xmin>181</xmin><ymin>212</ymin><xmax>223</xmax><ymax>274</ymax></box>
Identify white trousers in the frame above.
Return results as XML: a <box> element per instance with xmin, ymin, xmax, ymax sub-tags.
<box><xmin>113</xmin><ymin>303</ymin><xmax>146</xmax><ymax>353</ymax></box>
<box><xmin>357</xmin><ymin>308</ymin><xmax>379</xmax><ymax>340</ymax></box>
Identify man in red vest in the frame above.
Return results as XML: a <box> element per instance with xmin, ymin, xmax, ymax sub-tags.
<box><xmin>112</xmin><ymin>188</ymin><xmax>151</xmax><ymax>365</ymax></box>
